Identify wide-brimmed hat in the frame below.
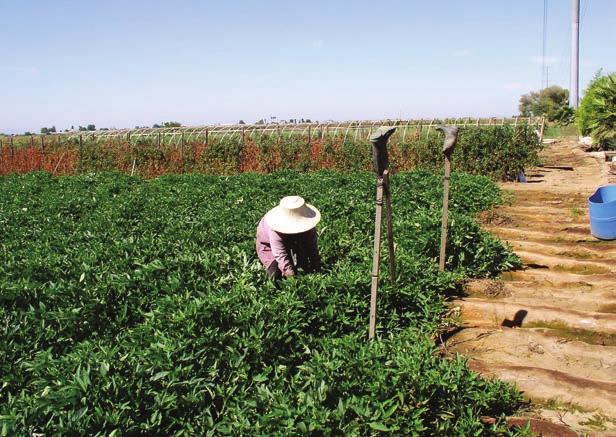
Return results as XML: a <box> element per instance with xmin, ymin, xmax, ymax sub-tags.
<box><xmin>265</xmin><ymin>196</ymin><xmax>321</xmax><ymax>234</ymax></box>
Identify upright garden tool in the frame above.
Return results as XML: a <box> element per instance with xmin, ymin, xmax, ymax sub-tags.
<box><xmin>436</xmin><ymin>126</ymin><xmax>459</xmax><ymax>272</ymax></box>
<box><xmin>368</xmin><ymin>126</ymin><xmax>396</xmax><ymax>340</ymax></box>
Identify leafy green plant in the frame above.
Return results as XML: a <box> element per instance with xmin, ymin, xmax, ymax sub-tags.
<box><xmin>0</xmin><ymin>170</ymin><xmax>523</xmax><ymax>435</ymax></box>
<box><xmin>577</xmin><ymin>72</ymin><xmax>616</xmax><ymax>150</ymax></box>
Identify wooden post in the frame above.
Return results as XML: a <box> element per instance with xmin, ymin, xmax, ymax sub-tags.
<box><xmin>157</xmin><ymin>132</ymin><xmax>161</xmax><ymax>147</ymax></box>
<box><xmin>369</xmin><ymin>176</ymin><xmax>384</xmax><ymax>340</ymax></box>
<box><xmin>307</xmin><ymin>125</ymin><xmax>311</xmax><ymax>148</ymax></box>
<box><xmin>30</xmin><ymin>135</ymin><xmax>34</xmax><ymax>148</ymax></box>
<box><xmin>476</xmin><ymin>118</ymin><xmax>480</xmax><ymax>127</ymax></box>
<box><xmin>383</xmin><ymin>170</ymin><xmax>396</xmax><ymax>280</ymax></box>
<box><xmin>205</xmin><ymin>129</ymin><xmax>209</xmax><ymax>147</ymax></box>
<box><xmin>40</xmin><ymin>136</ymin><xmax>45</xmax><ymax>152</ymax></box>
<box><xmin>79</xmin><ymin>135</ymin><xmax>83</xmax><ymax>165</ymax></box>
<box><xmin>368</xmin><ymin>126</ymin><xmax>396</xmax><ymax>340</ymax></box>
<box><xmin>439</xmin><ymin>156</ymin><xmax>451</xmax><ymax>272</ymax></box>
<box><xmin>10</xmin><ymin>136</ymin><xmax>15</xmax><ymax>158</ymax></box>
<box><xmin>539</xmin><ymin>117</ymin><xmax>546</xmax><ymax>142</ymax></box>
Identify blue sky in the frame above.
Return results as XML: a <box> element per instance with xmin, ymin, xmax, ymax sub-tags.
<box><xmin>1</xmin><ymin>0</ymin><xmax>614</xmax><ymax>134</ymax></box>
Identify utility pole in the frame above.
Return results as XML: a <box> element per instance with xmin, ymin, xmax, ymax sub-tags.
<box><xmin>570</xmin><ymin>0</ymin><xmax>580</xmax><ymax>108</ymax></box>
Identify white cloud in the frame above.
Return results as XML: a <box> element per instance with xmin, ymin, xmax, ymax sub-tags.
<box><xmin>503</xmin><ymin>82</ymin><xmax>532</xmax><ymax>91</ymax></box>
<box><xmin>530</xmin><ymin>55</ymin><xmax>559</xmax><ymax>66</ymax></box>
<box><xmin>312</xmin><ymin>39</ymin><xmax>324</xmax><ymax>49</ymax></box>
<box><xmin>451</xmin><ymin>49</ymin><xmax>470</xmax><ymax>58</ymax></box>
<box><xmin>4</xmin><ymin>66</ymin><xmax>39</xmax><ymax>74</ymax></box>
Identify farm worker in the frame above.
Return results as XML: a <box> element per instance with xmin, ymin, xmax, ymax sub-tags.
<box><xmin>256</xmin><ymin>196</ymin><xmax>322</xmax><ymax>279</ymax></box>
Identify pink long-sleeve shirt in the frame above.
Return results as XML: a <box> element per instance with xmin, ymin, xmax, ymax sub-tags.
<box><xmin>255</xmin><ymin>216</ymin><xmax>320</xmax><ymax>277</ymax></box>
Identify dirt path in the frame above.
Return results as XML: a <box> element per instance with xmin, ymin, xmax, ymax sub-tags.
<box><xmin>446</xmin><ymin>138</ymin><xmax>616</xmax><ymax>435</ymax></box>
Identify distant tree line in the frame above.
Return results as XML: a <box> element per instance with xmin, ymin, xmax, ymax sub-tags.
<box><xmin>518</xmin><ymin>86</ymin><xmax>574</xmax><ymax>125</ymax></box>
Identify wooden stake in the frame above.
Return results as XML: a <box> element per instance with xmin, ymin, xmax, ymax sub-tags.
<box><xmin>383</xmin><ymin>170</ymin><xmax>396</xmax><ymax>280</ymax></box>
<box><xmin>369</xmin><ymin>176</ymin><xmax>384</xmax><ymax>340</ymax></box>
<box><xmin>539</xmin><ymin>117</ymin><xmax>546</xmax><ymax>142</ymax></box>
<box><xmin>181</xmin><ymin>132</ymin><xmax>185</xmax><ymax>158</ymax></box>
<box><xmin>439</xmin><ymin>156</ymin><xmax>451</xmax><ymax>272</ymax></box>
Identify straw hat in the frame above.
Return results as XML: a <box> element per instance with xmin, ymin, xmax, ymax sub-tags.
<box><xmin>265</xmin><ymin>196</ymin><xmax>321</xmax><ymax>234</ymax></box>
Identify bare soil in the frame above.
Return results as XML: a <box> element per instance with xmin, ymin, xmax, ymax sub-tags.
<box><xmin>446</xmin><ymin>138</ymin><xmax>616</xmax><ymax>435</ymax></box>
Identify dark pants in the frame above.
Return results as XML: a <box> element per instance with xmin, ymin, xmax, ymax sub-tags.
<box><xmin>266</xmin><ymin>260</ymin><xmax>283</xmax><ymax>280</ymax></box>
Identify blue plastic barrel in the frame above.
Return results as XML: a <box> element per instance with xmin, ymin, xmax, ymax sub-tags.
<box><xmin>588</xmin><ymin>185</ymin><xmax>616</xmax><ymax>240</ymax></box>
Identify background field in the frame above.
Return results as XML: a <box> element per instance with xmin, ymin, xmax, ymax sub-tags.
<box><xmin>0</xmin><ymin>123</ymin><xmax>542</xmax><ymax>182</ymax></box>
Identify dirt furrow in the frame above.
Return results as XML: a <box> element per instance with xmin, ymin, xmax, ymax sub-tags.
<box><xmin>447</xmin><ymin>138</ymin><xmax>616</xmax><ymax>434</ymax></box>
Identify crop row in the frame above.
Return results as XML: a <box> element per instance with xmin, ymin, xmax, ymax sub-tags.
<box><xmin>0</xmin><ymin>125</ymin><xmax>542</xmax><ymax>181</ymax></box>
<box><xmin>0</xmin><ymin>170</ymin><xmax>522</xmax><ymax>435</ymax></box>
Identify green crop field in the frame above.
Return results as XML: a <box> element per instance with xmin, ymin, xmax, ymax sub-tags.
<box><xmin>0</xmin><ymin>170</ymin><xmax>525</xmax><ymax>435</ymax></box>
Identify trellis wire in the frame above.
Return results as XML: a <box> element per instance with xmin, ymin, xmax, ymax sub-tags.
<box><xmin>4</xmin><ymin>117</ymin><xmax>542</xmax><ymax>148</ymax></box>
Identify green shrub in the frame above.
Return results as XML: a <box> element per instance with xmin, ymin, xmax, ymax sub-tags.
<box><xmin>577</xmin><ymin>72</ymin><xmax>616</xmax><ymax>150</ymax></box>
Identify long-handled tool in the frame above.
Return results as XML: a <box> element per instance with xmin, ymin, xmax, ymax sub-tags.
<box><xmin>368</xmin><ymin>126</ymin><xmax>396</xmax><ymax>340</ymax></box>
<box><xmin>436</xmin><ymin>126</ymin><xmax>459</xmax><ymax>272</ymax></box>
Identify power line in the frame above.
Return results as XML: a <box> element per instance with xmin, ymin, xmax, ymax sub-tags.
<box><xmin>541</xmin><ymin>0</ymin><xmax>549</xmax><ymax>89</ymax></box>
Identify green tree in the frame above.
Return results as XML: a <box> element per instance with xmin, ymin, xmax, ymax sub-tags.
<box><xmin>519</xmin><ymin>86</ymin><xmax>574</xmax><ymax>124</ymax></box>
<box><xmin>87</xmin><ymin>124</ymin><xmax>96</xmax><ymax>131</ymax></box>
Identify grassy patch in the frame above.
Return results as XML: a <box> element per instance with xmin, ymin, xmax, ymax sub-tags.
<box><xmin>526</xmin><ymin>321</ymin><xmax>616</xmax><ymax>346</ymax></box>
<box><xmin>551</xmin><ymin>263</ymin><xmax>610</xmax><ymax>275</ymax></box>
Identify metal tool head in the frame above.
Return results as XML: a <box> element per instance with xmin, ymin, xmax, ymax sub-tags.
<box><xmin>436</xmin><ymin>125</ymin><xmax>459</xmax><ymax>156</ymax></box>
<box><xmin>370</xmin><ymin>126</ymin><xmax>396</xmax><ymax>177</ymax></box>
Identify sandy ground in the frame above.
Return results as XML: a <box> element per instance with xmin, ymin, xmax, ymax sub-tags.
<box><xmin>446</xmin><ymin>138</ymin><xmax>616</xmax><ymax>435</ymax></box>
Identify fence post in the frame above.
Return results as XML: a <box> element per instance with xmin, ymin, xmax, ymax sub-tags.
<box><xmin>30</xmin><ymin>135</ymin><xmax>34</xmax><ymax>148</ymax></box>
<box><xmin>10</xmin><ymin>136</ymin><xmax>15</xmax><ymax>158</ymax></box>
<box><xmin>181</xmin><ymin>132</ymin><xmax>185</xmax><ymax>172</ymax></box>
<box><xmin>539</xmin><ymin>117</ymin><xmax>546</xmax><ymax>142</ymax></box>
<box><xmin>157</xmin><ymin>132</ymin><xmax>161</xmax><ymax>147</ymax></box>
<box><xmin>205</xmin><ymin>129</ymin><xmax>209</xmax><ymax>147</ymax></box>
<box><xmin>40</xmin><ymin>136</ymin><xmax>45</xmax><ymax>152</ymax></box>
<box><xmin>79</xmin><ymin>134</ymin><xmax>83</xmax><ymax>168</ymax></box>
<box><xmin>307</xmin><ymin>125</ymin><xmax>311</xmax><ymax>148</ymax></box>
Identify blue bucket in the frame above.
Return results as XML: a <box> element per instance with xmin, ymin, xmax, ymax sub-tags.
<box><xmin>588</xmin><ymin>184</ymin><xmax>616</xmax><ymax>240</ymax></box>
